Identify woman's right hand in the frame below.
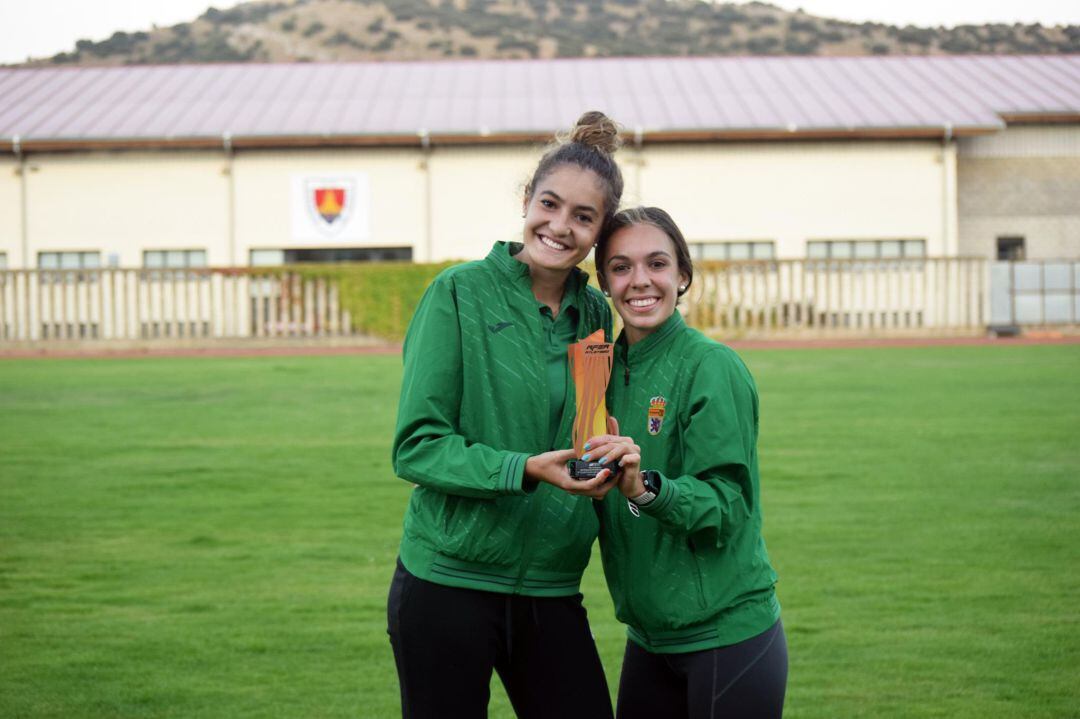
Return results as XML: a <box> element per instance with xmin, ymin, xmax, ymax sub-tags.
<box><xmin>584</xmin><ymin>416</ymin><xmax>644</xmax><ymax>499</ymax></box>
<box><xmin>526</xmin><ymin>449</ymin><xmax>617</xmax><ymax>499</ymax></box>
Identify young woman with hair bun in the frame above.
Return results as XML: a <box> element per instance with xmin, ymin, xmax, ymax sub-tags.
<box><xmin>388</xmin><ymin>111</ymin><xmax>625</xmax><ymax>718</ymax></box>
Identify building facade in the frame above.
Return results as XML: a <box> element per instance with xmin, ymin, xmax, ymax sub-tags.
<box><xmin>1</xmin><ymin>56</ymin><xmax>1077</xmax><ymax>272</ymax></box>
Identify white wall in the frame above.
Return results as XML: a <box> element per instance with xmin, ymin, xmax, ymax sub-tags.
<box><xmin>0</xmin><ymin>157</ymin><xmax>24</xmax><ymax>267</ymax></box>
<box><xmin>1</xmin><ymin>137</ymin><xmax>965</xmax><ymax>269</ymax></box>
<box><xmin>638</xmin><ymin>140</ymin><xmax>951</xmax><ymax>257</ymax></box>
<box><xmin>427</xmin><ymin>145</ymin><xmax>538</xmax><ymax>262</ymax></box>
<box><xmin>234</xmin><ymin>147</ymin><xmax>426</xmax><ymax>262</ymax></box>
<box><xmin>20</xmin><ymin>151</ymin><xmax>228</xmax><ymax>267</ymax></box>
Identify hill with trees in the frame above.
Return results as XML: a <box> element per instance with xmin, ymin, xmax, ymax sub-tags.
<box><xmin>20</xmin><ymin>0</ymin><xmax>1080</xmax><ymax>66</ymax></box>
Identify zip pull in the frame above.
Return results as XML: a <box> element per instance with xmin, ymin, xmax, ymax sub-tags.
<box><xmin>624</xmin><ymin>364</ymin><xmax>630</xmax><ymax>386</ymax></box>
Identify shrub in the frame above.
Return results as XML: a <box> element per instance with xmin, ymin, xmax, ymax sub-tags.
<box><xmin>284</xmin><ymin>262</ymin><xmax>457</xmax><ymax>341</ymax></box>
<box><xmin>373</xmin><ymin>31</ymin><xmax>400</xmax><ymax>51</ymax></box>
<box><xmin>326</xmin><ymin>31</ymin><xmax>359</xmax><ymax>47</ymax></box>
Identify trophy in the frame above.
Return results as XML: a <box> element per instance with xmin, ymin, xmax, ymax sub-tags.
<box><xmin>567</xmin><ymin>329</ymin><xmax>614</xmax><ymax>480</ymax></box>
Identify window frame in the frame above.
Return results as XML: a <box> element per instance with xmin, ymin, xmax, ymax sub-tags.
<box><xmin>806</xmin><ymin>239</ymin><xmax>927</xmax><ymax>260</ymax></box>
<box><xmin>688</xmin><ymin>240</ymin><xmax>776</xmax><ymax>262</ymax></box>
<box><xmin>143</xmin><ymin>249</ymin><xmax>208</xmax><ymax>269</ymax></box>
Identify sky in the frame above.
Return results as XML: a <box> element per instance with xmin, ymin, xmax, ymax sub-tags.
<box><xmin>1</xmin><ymin>0</ymin><xmax>1078</xmax><ymax>65</ymax></box>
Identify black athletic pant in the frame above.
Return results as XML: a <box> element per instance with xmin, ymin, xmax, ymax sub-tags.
<box><xmin>387</xmin><ymin>560</ymin><xmax>613</xmax><ymax>719</ymax></box>
<box><xmin>616</xmin><ymin>620</ymin><xmax>787</xmax><ymax>719</ymax></box>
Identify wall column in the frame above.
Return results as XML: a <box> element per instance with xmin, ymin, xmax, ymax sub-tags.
<box><xmin>942</xmin><ymin>125</ymin><xmax>959</xmax><ymax>256</ymax></box>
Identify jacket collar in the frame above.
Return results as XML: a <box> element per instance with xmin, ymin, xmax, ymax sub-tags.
<box><xmin>618</xmin><ymin>310</ymin><xmax>685</xmax><ymax>362</ymax></box>
<box><xmin>486</xmin><ymin>241</ymin><xmax>591</xmax><ymax>307</ymax></box>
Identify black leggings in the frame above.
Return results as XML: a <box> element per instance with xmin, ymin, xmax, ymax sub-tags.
<box><xmin>387</xmin><ymin>560</ymin><xmax>613</xmax><ymax>719</ymax></box>
<box><xmin>616</xmin><ymin>620</ymin><xmax>787</xmax><ymax>719</ymax></box>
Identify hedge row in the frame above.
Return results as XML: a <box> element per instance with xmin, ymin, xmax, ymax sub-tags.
<box><xmin>287</xmin><ymin>261</ymin><xmax>456</xmax><ymax>342</ymax></box>
<box><xmin>278</xmin><ymin>260</ymin><xmax>612</xmax><ymax>342</ymax></box>
<box><xmin>265</xmin><ymin>256</ymin><xmax>935</xmax><ymax>342</ymax></box>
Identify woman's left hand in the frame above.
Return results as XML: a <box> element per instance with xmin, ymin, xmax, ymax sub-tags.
<box><xmin>585</xmin><ymin>416</ymin><xmax>646</xmax><ymax>498</ymax></box>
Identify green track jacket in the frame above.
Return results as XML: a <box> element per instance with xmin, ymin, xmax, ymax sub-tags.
<box><xmin>598</xmin><ymin>312</ymin><xmax>780</xmax><ymax>653</ymax></box>
<box><xmin>392</xmin><ymin>242</ymin><xmax>612</xmax><ymax>597</ymax></box>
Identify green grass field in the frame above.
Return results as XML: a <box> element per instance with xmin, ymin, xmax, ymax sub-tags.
<box><xmin>2</xmin><ymin>345</ymin><xmax>1078</xmax><ymax>718</ymax></box>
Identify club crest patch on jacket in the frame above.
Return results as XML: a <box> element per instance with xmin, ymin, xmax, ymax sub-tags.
<box><xmin>647</xmin><ymin>395</ymin><xmax>667</xmax><ymax>435</ymax></box>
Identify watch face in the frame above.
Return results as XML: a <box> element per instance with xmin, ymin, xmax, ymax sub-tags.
<box><xmin>642</xmin><ymin>470</ymin><xmax>661</xmax><ymax>494</ymax></box>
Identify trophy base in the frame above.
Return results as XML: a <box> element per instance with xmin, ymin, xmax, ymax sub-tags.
<box><xmin>568</xmin><ymin>459</ymin><xmax>610</xmax><ymax>480</ymax></box>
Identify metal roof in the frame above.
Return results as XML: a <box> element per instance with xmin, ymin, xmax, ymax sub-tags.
<box><xmin>1</xmin><ymin>55</ymin><xmax>1078</xmax><ymax>151</ymax></box>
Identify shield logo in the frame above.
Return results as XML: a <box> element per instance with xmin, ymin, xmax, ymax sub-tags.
<box><xmin>647</xmin><ymin>395</ymin><xmax>667</xmax><ymax>436</ymax></box>
<box><xmin>305</xmin><ymin>179</ymin><xmax>355</xmax><ymax>233</ymax></box>
<box><xmin>314</xmin><ymin>188</ymin><xmax>345</xmax><ymax>224</ymax></box>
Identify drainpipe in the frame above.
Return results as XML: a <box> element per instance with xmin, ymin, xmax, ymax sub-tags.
<box><xmin>633</xmin><ymin>126</ymin><xmax>644</xmax><ymax>203</ymax></box>
<box><xmin>419</xmin><ymin>128</ymin><xmax>432</xmax><ymax>262</ymax></box>
<box><xmin>13</xmin><ymin>135</ymin><xmax>29</xmax><ymax>269</ymax></box>
<box><xmin>223</xmin><ymin>132</ymin><xmax>236</xmax><ymax>266</ymax></box>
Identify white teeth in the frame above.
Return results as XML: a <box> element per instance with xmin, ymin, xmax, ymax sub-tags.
<box><xmin>538</xmin><ymin>235</ymin><xmax>567</xmax><ymax>251</ymax></box>
<box><xmin>628</xmin><ymin>298</ymin><xmax>658</xmax><ymax>308</ymax></box>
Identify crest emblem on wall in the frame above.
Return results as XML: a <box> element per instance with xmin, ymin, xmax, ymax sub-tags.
<box><xmin>314</xmin><ymin>187</ymin><xmax>346</xmax><ymax>224</ymax></box>
<box><xmin>647</xmin><ymin>395</ymin><xmax>667</xmax><ymax>436</ymax></box>
<box><xmin>291</xmin><ymin>172</ymin><xmax>370</xmax><ymax>243</ymax></box>
<box><xmin>305</xmin><ymin>179</ymin><xmax>355</xmax><ymax>233</ymax></box>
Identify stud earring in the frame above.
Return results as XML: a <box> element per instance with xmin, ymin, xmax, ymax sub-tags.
<box><xmin>678</xmin><ymin>285</ymin><xmax>686</xmax><ymax>292</ymax></box>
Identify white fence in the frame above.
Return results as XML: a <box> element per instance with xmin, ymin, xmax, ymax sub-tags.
<box><xmin>0</xmin><ymin>258</ymin><xmax>996</xmax><ymax>344</ymax></box>
<box><xmin>0</xmin><ymin>269</ymin><xmax>354</xmax><ymax>342</ymax></box>
<box><xmin>682</xmin><ymin>257</ymin><xmax>987</xmax><ymax>334</ymax></box>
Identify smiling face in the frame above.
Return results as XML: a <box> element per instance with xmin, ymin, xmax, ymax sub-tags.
<box><xmin>601</xmin><ymin>223</ymin><xmax>689</xmax><ymax>345</ymax></box>
<box><xmin>519</xmin><ymin>164</ymin><xmax>606</xmax><ymax>276</ymax></box>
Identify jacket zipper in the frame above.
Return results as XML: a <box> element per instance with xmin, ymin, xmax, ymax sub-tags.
<box><xmin>513</xmin><ymin>295</ymin><xmax>588</xmax><ymax>593</ymax></box>
<box><xmin>617</xmin><ymin>354</ymin><xmax>641</xmax><ymax>630</ymax></box>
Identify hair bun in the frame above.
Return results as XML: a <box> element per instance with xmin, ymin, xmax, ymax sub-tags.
<box><xmin>569</xmin><ymin>110</ymin><xmax>622</xmax><ymax>155</ymax></box>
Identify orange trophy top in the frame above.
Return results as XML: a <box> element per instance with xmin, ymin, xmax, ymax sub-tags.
<box><xmin>567</xmin><ymin>329</ymin><xmax>614</xmax><ymax>456</ymax></box>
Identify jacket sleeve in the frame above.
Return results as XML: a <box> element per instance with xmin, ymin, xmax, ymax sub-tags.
<box><xmin>391</xmin><ymin>275</ymin><xmax>532</xmax><ymax>498</ymax></box>
<box><xmin>639</xmin><ymin>347</ymin><xmax>758</xmax><ymax>543</ymax></box>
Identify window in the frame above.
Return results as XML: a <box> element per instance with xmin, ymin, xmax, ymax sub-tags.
<box><xmin>249</xmin><ymin>247</ymin><xmax>413</xmax><ymax>266</ymax></box>
<box><xmin>689</xmin><ymin>241</ymin><xmax>775</xmax><ymax>261</ymax></box>
<box><xmin>997</xmin><ymin>236</ymin><xmax>1025</xmax><ymax>261</ymax></box>
<box><xmin>250</xmin><ymin>250</ymin><xmax>285</xmax><ymax>267</ymax></box>
<box><xmin>38</xmin><ymin>251</ymin><xmax>101</xmax><ymax>270</ymax></box>
<box><xmin>0</xmin><ymin>252</ymin><xmax>7</xmax><ymax>270</ymax></box>
<box><xmin>807</xmin><ymin>240</ymin><xmax>926</xmax><ymax>259</ymax></box>
<box><xmin>144</xmin><ymin>249</ymin><xmax>207</xmax><ymax>268</ymax></box>
<box><xmin>38</xmin><ymin>251</ymin><xmax>102</xmax><ymax>283</ymax></box>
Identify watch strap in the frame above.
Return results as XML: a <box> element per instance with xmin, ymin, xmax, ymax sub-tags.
<box><xmin>629</xmin><ymin>488</ymin><xmax>658</xmax><ymax>506</ymax></box>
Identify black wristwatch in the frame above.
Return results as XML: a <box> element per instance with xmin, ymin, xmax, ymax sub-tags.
<box><xmin>629</xmin><ymin>470</ymin><xmax>662</xmax><ymax>507</ymax></box>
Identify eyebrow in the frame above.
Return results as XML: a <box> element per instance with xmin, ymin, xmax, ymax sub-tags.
<box><xmin>606</xmin><ymin>250</ymin><xmax>673</xmax><ymax>264</ymax></box>
<box><xmin>539</xmin><ymin>190</ymin><xmax>598</xmax><ymax>215</ymax></box>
